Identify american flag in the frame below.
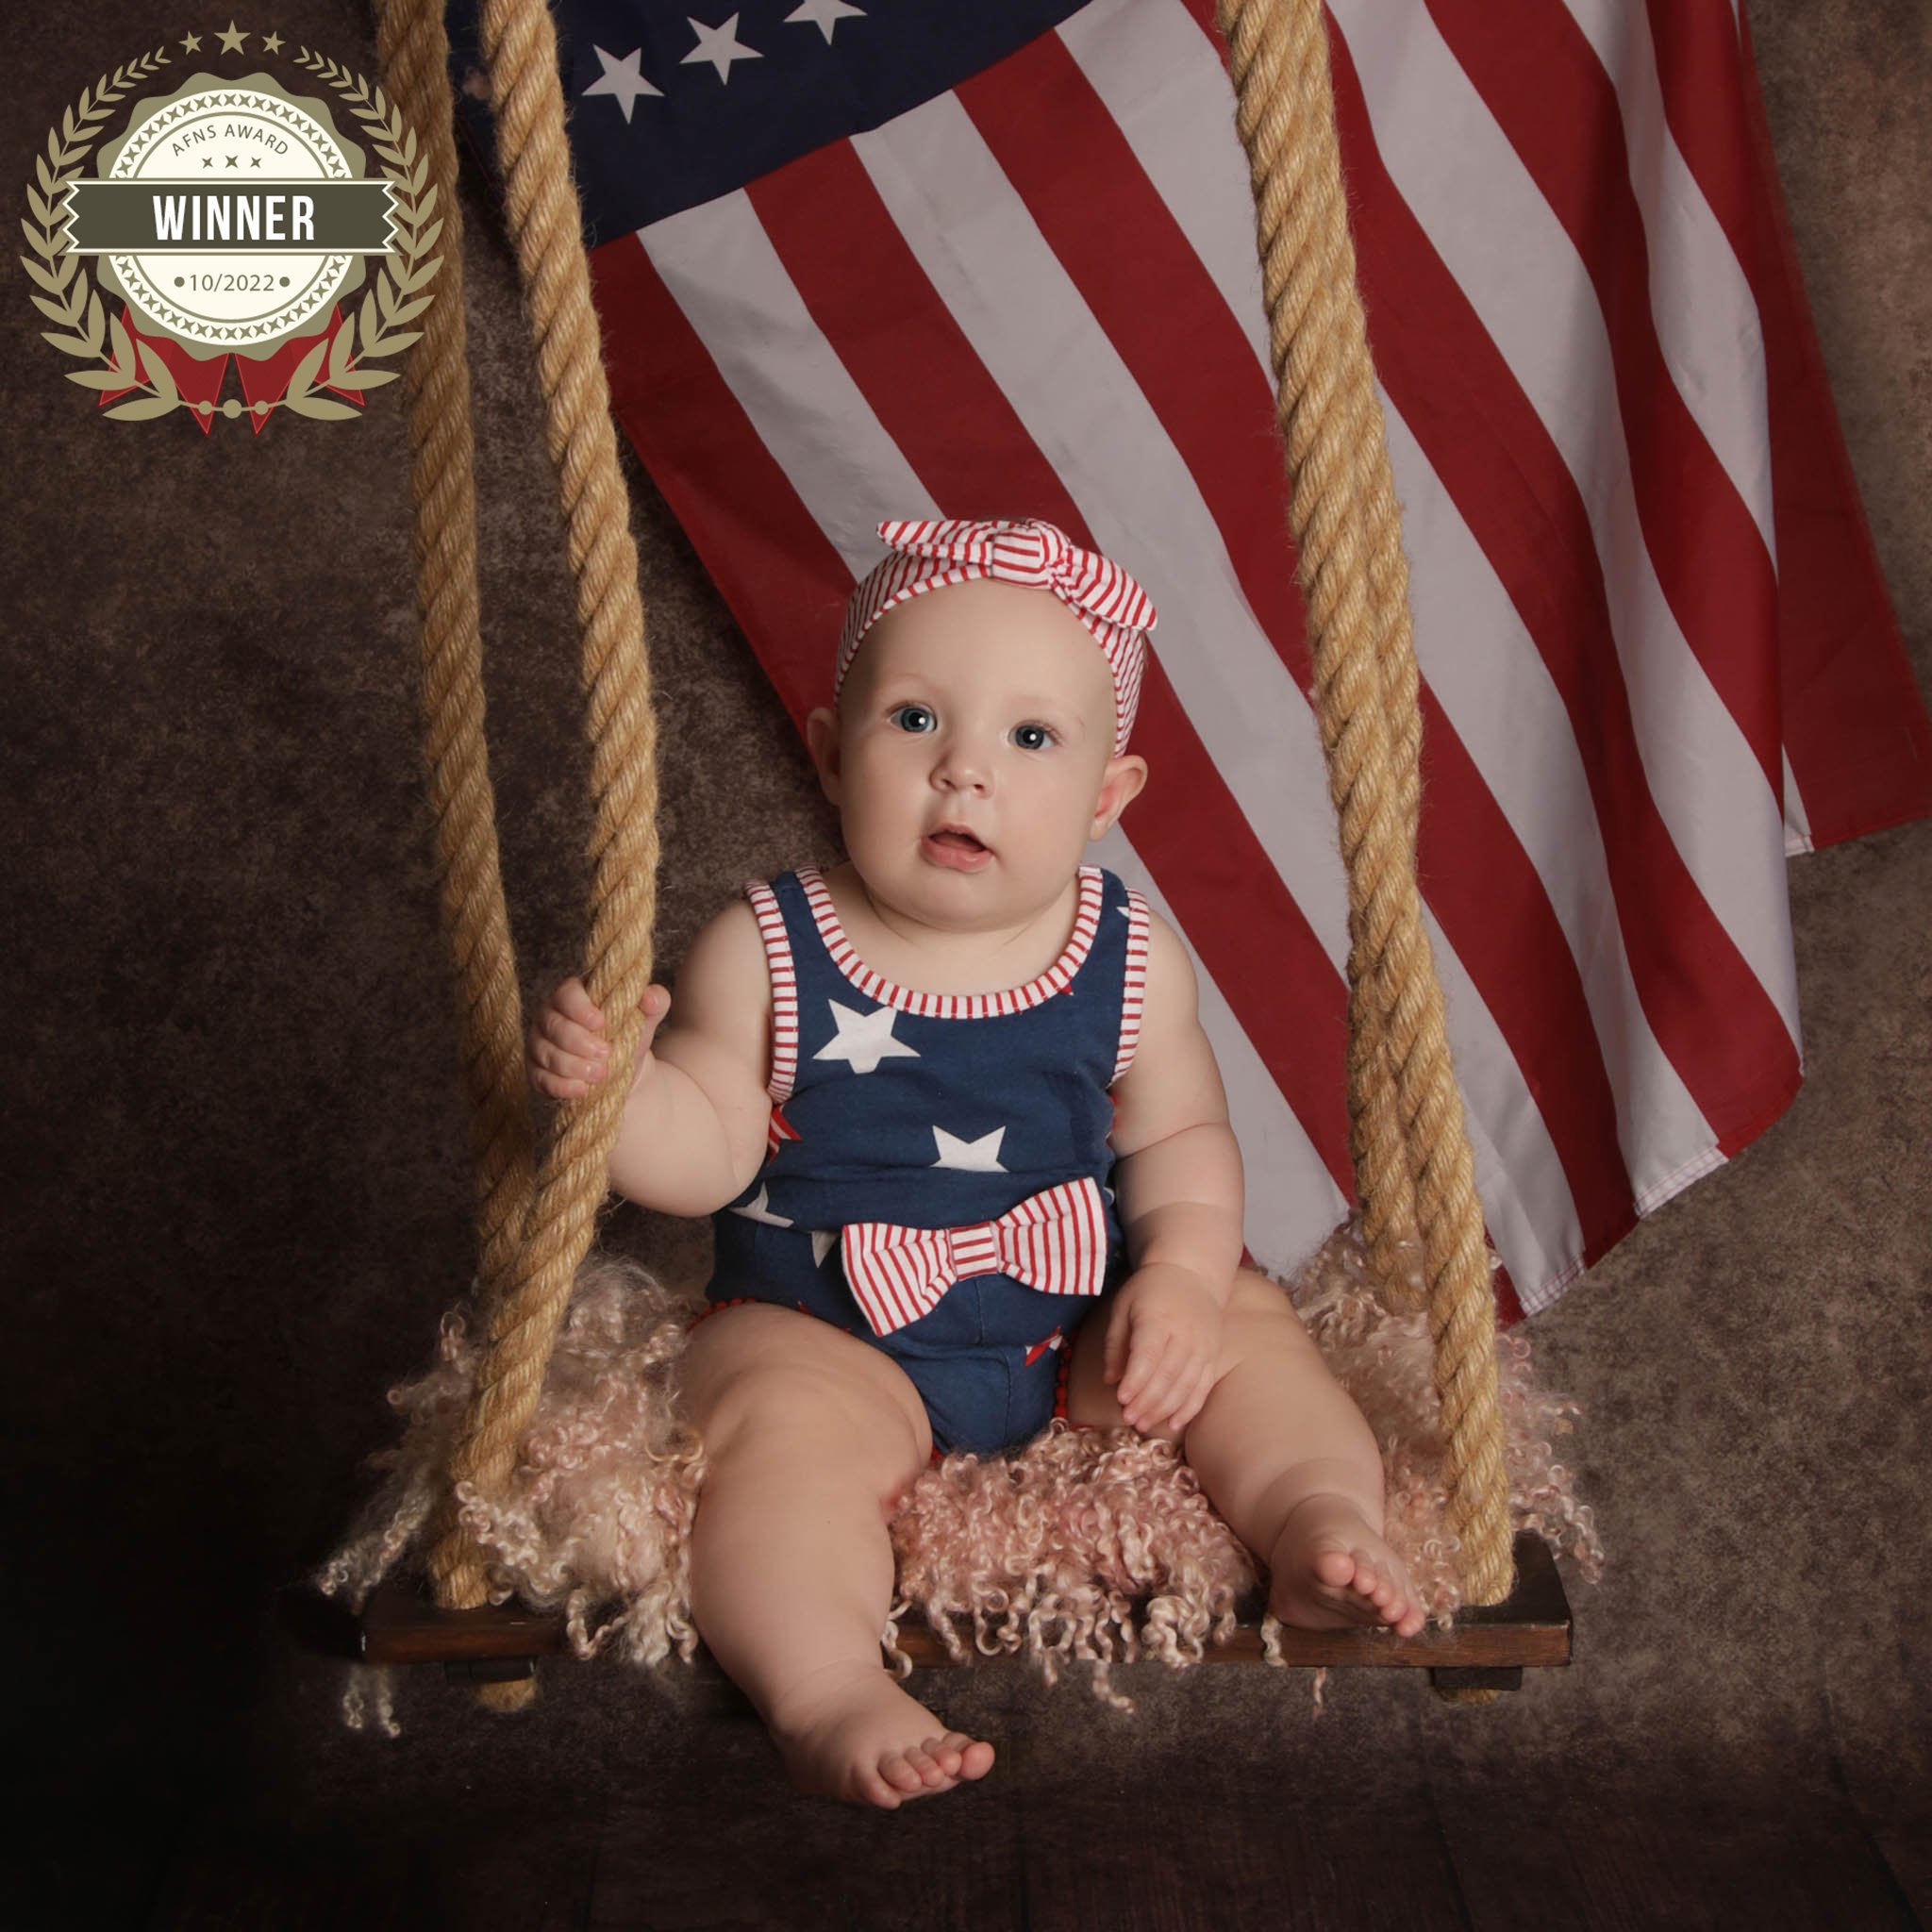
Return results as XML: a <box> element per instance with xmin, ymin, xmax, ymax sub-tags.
<box><xmin>450</xmin><ymin>0</ymin><xmax>1932</xmax><ymax>1319</ymax></box>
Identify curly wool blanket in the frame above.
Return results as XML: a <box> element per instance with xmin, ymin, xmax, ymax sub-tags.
<box><xmin>320</xmin><ymin>1223</ymin><xmax>1601</xmax><ymax>1729</ymax></box>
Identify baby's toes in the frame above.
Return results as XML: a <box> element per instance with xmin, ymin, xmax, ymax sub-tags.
<box><xmin>1311</xmin><ymin>1543</ymin><xmax>1357</xmax><ymax>1591</ymax></box>
<box><xmin>901</xmin><ymin>1741</ymin><xmax>964</xmax><ymax>1792</ymax></box>
<box><xmin>1358</xmin><ymin>1556</ymin><xmax>1421</xmax><ymax>1631</ymax></box>
<box><xmin>1389</xmin><ymin>1574</ymin><xmax>1426</xmax><ymax>1636</ymax></box>
<box><xmin>1352</xmin><ymin>1553</ymin><xmax>1398</xmax><ymax>1615</ymax></box>
<box><xmin>945</xmin><ymin>1733</ymin><xmax>996</xmax><ymax>1781</ymax></box>
<box><xmin>876</xmin><ymin>1748</ymin><xmax>933</xmax><ymax>1796</ymax></box>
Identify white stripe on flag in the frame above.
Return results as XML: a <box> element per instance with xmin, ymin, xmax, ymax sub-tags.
<box><xmin>1057</xmin><ymin>0</ymin><xmax>1272</xmax><ymax>375</ymax></box>
<box><xmin>637</xmin><ymin>193</ymin><xmax>917</xmax><ymax>579</ymax></box>
<box><xmin>1783</xmin><ymin>748</ymin><xmax>1815</xmax><ymax>858</ymax></box>
<box><xmin>1421</xmin><ymin>903</ymin><xmax>1582</xmax><ymax>1310</ymax></box>
<box><xmin>1329</xmin><ymin>0</ymin><xmax>1801</xmax><ymax>1052</ymax></box>
<box><xmin>1092</xmin><ymin>823</ymin><xmax>1349</xmax><ymax>1275</ymax></box>
<box><xmin>1561</xmin><ymin>0</ymin><xmax>1776</xmax><ymax>561</ymax></box>
<box><xmin>1377</xmin><ymin>397</ymin><xmax>1720</xmax><ymax>1204</ymax></box>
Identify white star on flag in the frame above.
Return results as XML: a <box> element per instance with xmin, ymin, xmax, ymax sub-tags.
<box><xmin>785</xmin><ymin>0</ymin><xmax>865</xmax><ymax>44</ymax></box>
<box><xmin>728</xmin><ymin>1184</ymin><xmax>792</xmax><ymax>1226</ymax></box>
<box><xmin>581</xmin><ymin>46</ymin><xmax>661</xmax><ymax>123</ymax></box>
<box><xmin>814</xmin><ymin>1000</ymin><xmax>920</xmax><ymax>1075</ymax></box>
<box><xmin>684</xmin><ymin>13</ymin><xmax>761</xmax><ymax>82</ymax></box>
<box><xmin>810</xmin><ymin>1228</ymin><xmax>838</xmax><ymax>1270</ymax></box>
<box><xmin>931</xmin><ymin>1124</ymin><xmax>1008</xmax><ymax>1173</ymax></box>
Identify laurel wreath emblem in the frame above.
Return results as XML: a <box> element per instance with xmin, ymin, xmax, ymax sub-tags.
<box><xmin>19</xmin><ymin>46</ymin><xmax>441</xmax><ymax>424</ymax></box>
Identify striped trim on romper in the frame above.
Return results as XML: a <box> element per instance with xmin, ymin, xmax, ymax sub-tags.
<box><xmin>794</xmin><ymin>864</ymin><xmax>1105</xmax><ymax>1018</ymax></box>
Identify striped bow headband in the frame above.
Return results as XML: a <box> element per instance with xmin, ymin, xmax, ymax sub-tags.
<box><xmin>840</xmin><ymin>1174</ymin><xmax>1111</xmax><ymax>1337</ymax></box>
<box><xmin>836</xmin><ymin>518</ymin><xmax>1158</xmax><ymax>757</ymax></box>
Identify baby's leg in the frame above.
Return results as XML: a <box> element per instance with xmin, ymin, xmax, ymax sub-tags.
<box><xmin>1064</xmin><ymin>1271</ymin><xmax>1424</xmax><ymax>1636</ymax></box>
<box><xmin>677</xmin><ymin>1304</ymin><xmax>996</xmax><ymax>1807</ymax></box>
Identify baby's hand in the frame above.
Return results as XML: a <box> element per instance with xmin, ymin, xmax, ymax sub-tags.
<box><xmin>1103</xmin><ymin>1263</ymin><xmax>1225</xmax><ymax>1437</ymax></box>
<box><xmin>525</xmin><ymin>974</ymin><xmax>672</xmax><ymax>1101</ymax></box>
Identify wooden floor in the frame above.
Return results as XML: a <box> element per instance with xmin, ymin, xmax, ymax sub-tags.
<box><xmin>32</xmin><ymin>1657</ymin><xmax>1926</xmax><ymax>1932</ymax></box>
<box><xmin>95</xmin><ymin>1773</ymin><xmax>1929</xmax><ymax>1930</ymax></box>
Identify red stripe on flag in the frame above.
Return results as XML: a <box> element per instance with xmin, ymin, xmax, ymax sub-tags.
<box><xmin>1413</xmin><ymin>688</ymin><xmax>1633</xmax><ymax>1257</ymax></box>
<box><xmin>1325</xmin><ymin>29</ymin><xmax>1802</xmax><ymax>1154</ymax></box>
<box><xmin>956</xmin><ymin>38</ymin><xmax>1315</xmax><ymax>687</ymax></box>
<box><xmin>1427</xmin><ymin>0</ymin><xmax>1784</xmax><ymax>804</ymax></box>
<box><xmin>746</xmin><ymin>144</ymin><xmax>1054</xmax><ymax>525</ymax></box>
<box><xmin>1649</xmin><ymin>5</ymin><xmax>1932</xmax><ymax>845</ymax></box>
<box><xmin>963</xmin><ymin>27</ymin><xmax>1635</xmax><ymax>1259</ymax></box>
<box><xmin>588</xmin><ymin>233</ymin><xmax>850</xmax><ymax>729</ymax></box>
<box><xmin>745</xmin><ymin>136</ymin><xmax>1357</xmax><ymax>1193</ymax></box>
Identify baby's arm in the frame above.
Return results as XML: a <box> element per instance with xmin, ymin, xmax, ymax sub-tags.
<box><xmin>529</xmin><ymin>899</ymin><xmax>777</xmax><ymax>1216</ymax></box>
<box><xmin>1102</xmin><ymin>912</ymin><xmax>1246</xmax><ymax>1432</ymax></box>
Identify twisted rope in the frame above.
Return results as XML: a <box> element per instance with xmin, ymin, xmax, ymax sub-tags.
<box><xmin>375</xmin><ymin>0</ymin><xmax>535</xmax><ymax>1316</ymax></box>
<box><xmin>375</xmin><ymin>0</ymin><xmax>661</xmax><ymax>1713</ymax></box>
<box><xmin>1215</xmin><ymin>0</ymin><xmax>1513</xmax><ymax>1611</ymax></box>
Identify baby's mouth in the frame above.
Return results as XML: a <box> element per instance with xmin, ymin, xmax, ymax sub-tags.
<box><xmin>924</xmin><ymin>825</ymin><xmax>991</xmax><ymax>856</ymax></box>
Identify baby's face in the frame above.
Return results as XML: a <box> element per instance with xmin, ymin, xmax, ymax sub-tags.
<box><xmin>806</xmin><ymin>577</ymin><xmax>1147</xmax><ymax>933</ymax></box>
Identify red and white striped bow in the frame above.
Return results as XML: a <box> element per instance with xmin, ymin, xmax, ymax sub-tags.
<box><xmin>840</xmin><ymin>1174</ymin><xmax>1111</xmax><ymax>1337</ymax></box>
<box><xmin>879</xmin><ymin>518</ymin><xmax>1158</xmax><ymax>637</ymax></box>
<box><xmin>834</xmin><ymin>517</ymin><xmax>1158</xmax><ymax>756</ymax></box>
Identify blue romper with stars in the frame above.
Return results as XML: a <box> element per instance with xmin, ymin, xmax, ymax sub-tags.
<box><xmin>705</xmin><ymin>863</ymin><xmax>1151</xmax><ymax>1456</ymax></box>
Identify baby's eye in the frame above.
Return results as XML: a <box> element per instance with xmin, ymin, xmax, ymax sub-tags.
<box><xmin>889</xmin><ymin>703</ymin><xmax>937</xmax><ymax>734</ymax></box>
<box><xmin>1012</xmin><ymin>723</ymin><xmax>1058</xmax><ymax>751</ymax></box>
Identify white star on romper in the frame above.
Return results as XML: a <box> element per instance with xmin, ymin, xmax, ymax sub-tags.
<box><xmin>930</xmin><ymin>1124</ymin><xmax>1008</xmax><ymax>1173</ymax></box>
<box><xmin>814</xmin><ymin>1000</ymin><xmax>921</xmax><ymax>1075</ymax></box>
<box><xmin>728</xmin><ymin>1185</ymin><xmax>793</xmax><ymax>1227</ymax></box>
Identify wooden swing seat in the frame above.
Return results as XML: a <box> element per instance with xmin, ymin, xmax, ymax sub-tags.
<box><xmin>348</xmin><ymin>1531</ymin><xmax>1570</xmax><ymax>1698</ymax></box>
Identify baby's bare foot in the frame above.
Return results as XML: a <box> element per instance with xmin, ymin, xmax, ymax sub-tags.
<box><xmin>766</xmin><ymin>1658</ymin><xmax>996</xmax><ymax>1809</ymax></box>
<box><xmin>1268</xmin><ymin>1493</ymin><xmax>1427</xmax><ymax>1639</ymax></box>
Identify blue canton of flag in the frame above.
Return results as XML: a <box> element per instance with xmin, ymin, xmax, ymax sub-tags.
<box><xmin>449</xmin><ymin>1</ymin><xmax>1090</xmax><ymax>241</ymax></box>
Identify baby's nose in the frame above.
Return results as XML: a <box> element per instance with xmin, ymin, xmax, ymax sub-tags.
<box><xmin>933</xmin><ymin>740</ymin><xmax>992</xmax><ymax>791</ymax></box>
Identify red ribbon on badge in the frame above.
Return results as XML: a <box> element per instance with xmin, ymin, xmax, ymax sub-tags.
<box><xmin>100</xmin><ymin>303</ymin><xmax>365</xmax><ymax>434</ymax></box>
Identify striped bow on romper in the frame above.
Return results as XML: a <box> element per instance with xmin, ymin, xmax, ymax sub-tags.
<box><xmin>701</xmin><ymin>863</ymin><xmax>1150</xmax><ymax>1456</ymax></box>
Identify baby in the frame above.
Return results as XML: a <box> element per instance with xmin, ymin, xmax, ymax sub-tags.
<box><xmin>528</xmin><ymin>517</ymin><xmax>1424</xmax><ymax>1808</ymax></box>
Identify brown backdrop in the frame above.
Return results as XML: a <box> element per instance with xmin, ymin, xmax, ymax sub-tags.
<box><xmin>8</xmin><ymin>3</ymin><xmax>1928</xmax><ymax>1924</ymax></box>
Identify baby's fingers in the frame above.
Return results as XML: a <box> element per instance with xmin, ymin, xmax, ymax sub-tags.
<box><xmin>1128</xmin><ymin>1347</ymin><xmax>1215</xmax><ymax>1434</ymax></box>
<box><xmin>534</xmin><ymin>976</ymin><xmax>608</xmax><ymax>1063</ymax></box>
<box><xmin>531</xmin><ymin>982</ymin><xmax>674</xmax><ymax>1100</ymax></box>
<box><xmin>550</xmin><ymin>974</ymin><xmax>608</xmax><ymax>1030</ymax></box>
<box><xmin>1169</xmin><ymin>1360</ymin><xmax>1218</xmax><ymax>1433</ymax></box>
<box><xmin>1119</xmin><ymin>1332</ymin><xmax>1181</xmax><ymax>1424</ymax></box>
<box><xmin>527</xmin><ymin>1031</ymin><xmax>605</xmax><ymax>1098</ymax></box>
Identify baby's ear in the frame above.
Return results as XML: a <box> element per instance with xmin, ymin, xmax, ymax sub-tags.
<box><xmin>806</xmin><ymin>705</ymin><xmax>843</xmax><ymax>803</ymax></box>
<box><xmin>1091</xmin><ymin>752</ymin><xmax>1149</xmax><ymax>839</ymax></box>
